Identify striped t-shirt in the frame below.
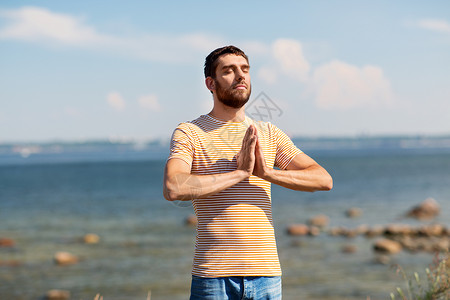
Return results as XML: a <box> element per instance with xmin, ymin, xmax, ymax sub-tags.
<box><xmin>168</xmin><ymin>114</ymin><xmax>302</xmax><ymax>277</ymax></box>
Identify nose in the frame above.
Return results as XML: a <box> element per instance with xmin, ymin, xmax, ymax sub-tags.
<box><xmin>236</xmin><ymin>68</ymin><xmax>246</xmax><ymax>80</ymax></box>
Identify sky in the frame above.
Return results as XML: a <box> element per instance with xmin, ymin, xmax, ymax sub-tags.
<box><xmin>0</xmin><ymin>1</ymin><xmax>449</xmax><ymax>142</ymax></box>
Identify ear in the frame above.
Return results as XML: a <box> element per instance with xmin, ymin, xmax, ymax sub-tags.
<box><xmin>205</xmin><ymin>77</ymin><xmax>215</xmax><ymax>93</ymax></box>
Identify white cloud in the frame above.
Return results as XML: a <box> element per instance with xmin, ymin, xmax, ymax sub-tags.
<box><xmin>310</xmin><ymin>60</ymin><xmax>394</xmax><ymax>110</ymax></box>
<box><xmin>138</xmin><ymin>94</ymin><xmax>160</xmax><ymax>112</ymax></box>
<box><xmin>257</xmin><ymin>66</ymin><xmax>277</xmax><ymax>84</ymax></box>
<box><xmin>257</xmin><ymin>39</ymin><xmax>310</xmax><ymax>84</ymax></box>
<box><xmin>272</xmin><ymin>39</ymin><xmax>310</xmax><ymax>82</ymax></box>
<box><xmin>417</xmin><ymin>18</ymin><xmax>450</xmax><ymax>33</ymax></box>
<box><xmin>0</xmin><ymin>6</ymin><xmax>116</xmax><ymax>46</ymax></box>
<box><xmin>107</xmin><ymin>92</ymin><xmax>126</xmax><ymax>111</ymax></box>
<box><xmin>0</xmin><ymin>6</ymin><xmax>227</xmax><ymax>63</ymax></box>
<box><xmin>257</xmin><ymin>38</ymin><xmax>394</xmax><ymax>110</ymax></box>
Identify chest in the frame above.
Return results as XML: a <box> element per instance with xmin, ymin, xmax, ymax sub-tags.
<box><xmin>190</xmin><ymin>125</ymin><xmax>276</xmax><ymax>174</ymax></box>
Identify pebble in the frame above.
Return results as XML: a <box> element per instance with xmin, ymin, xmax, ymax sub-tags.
<box><xmin>406</xmin><ymin>197</ymin><xmax>440</xmax><ymax>220</ymax></box>
<box><xmin>373</xmin><ymin>238</ymin><xmax>402</xmax><ymax>254</ymax></box>
<box><xmin>346</xmin><ymin>207</ymin><xmax>362</xmax><ymax>218</ymax></box>
<box><xmin>0</xmin><ymin>238</ymin><xmax>15</xmax><ymax>247</ymax></box>
<box><xmin>308</xmin><ymin>214</ymin><xmax>329</xmax><ymax>228</ymax></box>
<box><xmin>287</xmin><ymin>224</ymin><xmax>309</xmax><ymax>236</ymax></box>
<box><xmin>308</xmin><ymin>226</ymin><xmax>321</xmax><ymax>236</ymax></box>
<box><xmin>83</xmin><ymin>233</ymin><xmax>100</xmax><ymax>244</ymax></box>
<box><xmin>45</xmin><ymin>289</ymin><xmax>70</xmax><ymax>300</ymax></box>
<box><xmin>54</xmin><ymin>252</ymin><xmax>79</xmax><ymax>266</ymax></box>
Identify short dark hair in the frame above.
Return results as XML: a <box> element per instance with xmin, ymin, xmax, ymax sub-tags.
<box><xmin>204</xmin><ymin>45</ymin><xmax>249</xmax><ymax>78</ymax></box>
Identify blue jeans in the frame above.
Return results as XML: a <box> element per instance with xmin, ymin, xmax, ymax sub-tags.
<box><xmin>190</xmin><ymin>275</ymin><xmax>282</xmax><ymax>300</ymax></box>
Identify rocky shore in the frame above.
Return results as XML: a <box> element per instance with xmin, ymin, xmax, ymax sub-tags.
<box><xmin>179</xmin><ymin>198</ymin><xmax>449</xmax><ymax>257</ymax></box>
<box><xmin>286</xmin><ymin>198</ymin><xmax>449</xmax><ymax>256</ymax></box>
<box><xmin>1</xmin><ymin>198</ymin><xmax>448</xmax><ymax>299</ymax></box>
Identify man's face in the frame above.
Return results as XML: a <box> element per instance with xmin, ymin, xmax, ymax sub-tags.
<box><xmin>213</xmin><ymin>54</ymin><xmax>251</xmax><ymax>109</ymax></box>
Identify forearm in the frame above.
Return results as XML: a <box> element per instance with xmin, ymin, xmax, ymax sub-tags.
<box><xmin>260</xmin><ymin>165</ymin><xmax>333</xmax><ymax>192</ymax></box>
<box><xmin>164</xmin><ymin>169</ymin><xmax>249</xmax><ymax>201</ymax></box>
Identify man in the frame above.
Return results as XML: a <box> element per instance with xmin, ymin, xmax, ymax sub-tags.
<box><xmin>163</xmin><ymin>45</ymin><xmax>332</xmax><ymax>300</ymax></box>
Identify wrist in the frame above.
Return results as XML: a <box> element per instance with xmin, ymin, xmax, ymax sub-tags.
<box><xmin>236</xmin><ymin>169</ymin><xmax>251</xmax><ymax>180</ymax></box>
<box><xmin>261</xmin><ymin>166</ymin><xmax>272</xmax><ymax>180</ymax></box>
<box><xmin>254</xmin><ymin>165</ymin><xmax>272</xmax><ymax>180</ymax></box>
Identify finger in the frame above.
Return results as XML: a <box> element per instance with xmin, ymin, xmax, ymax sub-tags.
<box><xmin>244</xmin><ymin>125</ymin><xmax>254</xmax><ymax>139</ymax></box>
<box><xmin>242</xmin><ymin>125</ymin><xmax>255</xmax><ymax>150</ymax></box>
<box><xmin>255</xmin><ymin>138</ymin><xmax>264</xmax><ymax>158</ymax></box>
<box><xmin>248</xmin><ymin>134</ymin><xmax>257</xmax><ymax>150</ymax></box>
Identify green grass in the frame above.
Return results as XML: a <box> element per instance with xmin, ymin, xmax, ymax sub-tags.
<box><xmin>390</xmin><ymin>253</ymin><xmax>449</xmax><ymax>300</ymax></box>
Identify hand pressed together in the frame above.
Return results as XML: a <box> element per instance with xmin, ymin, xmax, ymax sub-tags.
<box><xmin>236</xmin><ymin>125</ymin><xmax>268</xmax><ymax>179</ymax></box>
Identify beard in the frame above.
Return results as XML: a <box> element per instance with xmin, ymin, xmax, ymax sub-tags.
<box><xmin>215</xmin><ymin>80</ymin><xmax>251</xmax><ymax>109</ymax></box>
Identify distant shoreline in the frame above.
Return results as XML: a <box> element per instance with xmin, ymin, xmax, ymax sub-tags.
<box><xmin>1</xmin><ymin>134</ymin><xmax>450</xmax><ymax>153</ymax></box>
<box><xmin>1</xmin><ymin>135</ymin><xmax>450</xmax><ymax>166</ymax></box>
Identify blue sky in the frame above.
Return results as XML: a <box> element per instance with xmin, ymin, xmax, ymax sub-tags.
<box><xmin>0</xmin><ymin>1</ymin><xmax>449</xmax><ymax>142</ymax></box>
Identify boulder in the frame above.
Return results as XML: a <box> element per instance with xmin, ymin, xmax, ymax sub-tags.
<box><xmin>0</xmin><ymin>238</ymin><xmax>15</xmax><ymax>247</ymax></box>
<box><xmin>328</xmin><ymin>227</ymin><xmax>346</xmax><ymax>236</ymax></box>
<box><xmin>418</xmin><ymin>224</ymin><xmax>445</xmax><ymax>236</ymax></box>
<box><xmin>406</xmin><ymin>198</ymin><xmax>440</xmax><ymax>220</ymax></box>
<box><xmin>355</xmin><ymin>224</ymin><xmax>370</xmax><ymax>235</ymax></box>
<box><xmin>373</xmin><ymin>238</ymin><xmax>402</xmax><ymax>254</ymax></box>
<box><xmin>287</xmin><ymin>224</ymin><xmax>309</xmax><ymax>236</ymax></box>
<box><xmin>415</xmin><ymin>238</ymin><xmax>435</xmax><ymax>252</ymax></box>
<box><xmin>385</xmin><ymin>224</ymin><xmax>414</xmax><ymax>236</ymax></box>
<box><xmin>83</xmin><ymin>233</ymin><xmax>100</xmax><ymax>244</ymax></box>
<box><xmin>365</xmin><ymin>225</ymin><xmax>385</xmax><ymax>238</ymax></box>
<box><xmin>308</xmin><ymin>226</ymin><xmax>321</xmax><ymax>236</ymax></box>
<box><xmin>0</xmin><ymin>238</ymin><xmax>16</xmax><ymax>248</ymax></box>
<box><xmin>45</xmin><ymin>289</ymin><xmax>70</xmax><ymax>300</ymax></box>
<box><xmin>54</xmin><ymin>252</ymin><xmax>78</xmax><ymax>266</ymax></box>
<box><xmin>308</xmin><ymin>214</ymin><xmax>329</xmax><ymax>228</ymax></box>
<box><xmin>397</xmin><ymin>236</ymin><xmax>418</xmax><ymax>252</ymax></box>
<box><xmin>444</xmin><ymin>226</ymin><xmax>450</xmax><ymax>236</ymax></box>
<box><xmin>434</xmin><ymin>238</ymin><xmax>449</xmax><ymax>252</ymax></box>
<box><xmin>343</xmin><ymin>229</ymin><xmax>359</xmax><ymax>238</ymax></box>
<box><xmin>346</xmin><ymin>208</ymin><xmax>362</xmax><ymax>218</ymax></box>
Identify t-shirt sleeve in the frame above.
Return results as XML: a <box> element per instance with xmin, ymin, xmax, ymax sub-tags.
<box><xmin>167</xmin><ymin>123</ymin><xmax>194</xmax><ymax>167</ymax></box>
<box><xmin>271</xmin><ymin>123</ymin><xmax>303</xmax><ymax>170</ymax></box>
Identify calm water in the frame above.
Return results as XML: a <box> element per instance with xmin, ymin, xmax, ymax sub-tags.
<box><xmin>1</xmin><ymin>149</ymin><xmax>449</xmax><ymax>300</ymax></box>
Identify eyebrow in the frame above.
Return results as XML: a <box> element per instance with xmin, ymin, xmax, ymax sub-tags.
<box><xmin>221</xmin><ymin>63</ymin><xmax>250</xmax><ymax>70</ymax></box>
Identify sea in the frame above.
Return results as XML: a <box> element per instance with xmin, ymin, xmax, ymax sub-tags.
<box><xmin>0</xmin><ymin>136</ymin><xmax>449</xmax><ymax>300</ymax></box>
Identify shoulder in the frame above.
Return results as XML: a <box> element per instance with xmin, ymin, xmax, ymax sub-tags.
<box><xmin>174</xmin><ymin>115</ymin><xmax>207</xmax><ymax>132</ymax></box>
<box><xmin>248</xmin><ymin>118</ymin><xmax>284</xmax><ymax>136</ymax></box>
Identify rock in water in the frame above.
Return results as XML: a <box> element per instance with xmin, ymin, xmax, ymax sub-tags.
<box><xmin>83</xmin><ymin>233</ymin><xmax>100</xmax><ymax>244</ymax></box>
<box><xmin>286</xmin><ymin>224</ymin><xmax>309</xmax><ymax>236</ymax></box>
<box><xmin>406</xmin><ymin>198</ymin><xmax>440</xmax><ymax>220</ymax></box>
<box><xmin>309</xmin><ymin>226</ymin><xmax>321</xmax><ymax>236</ymax></box>
<box><xmin>373</xmin><ymin>238</ymin><xmax>402</xmax><ymax>254</ymax></box>
<box><xmin>346</xmin><ymin>207</ymin><xmax>362</xmax><ymax>218</ymax></box>
<box><xmin>45</xmin><ymin>289</ymin><xmax>70</xmax><ymax>300</ymax></box>
<box><xmin>53</xmin><ymin>252</ymin><xmax>78</xmax><ymax>265</ymax></box>
<box><xmin>308</xmin><ymin>214</ymin><xmax>330</xmax><ymax>228</ymax></box>
<box><xmin>0</xmin><ymin>238</ymin><xmax>15</xmax><ymax>247</ymax></box>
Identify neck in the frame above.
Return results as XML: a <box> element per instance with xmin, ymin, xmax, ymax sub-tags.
<box><xmin>209</xmin><ymin>101</ymin><xmax>246</xmax><ymax>122</ymax></box>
